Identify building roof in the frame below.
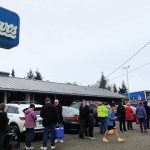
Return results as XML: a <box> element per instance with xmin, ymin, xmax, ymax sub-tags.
<box><xmin>0</xmin><ymin>76</ymin><xmax>126</xmax><ymax>99</ymax></box>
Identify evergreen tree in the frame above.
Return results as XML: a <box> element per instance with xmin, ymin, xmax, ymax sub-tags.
<box><xmin>11</xmin><ymin>69</ymin><xmax>15</xmax><ymax>77</ymax></box>
<box><xmin>107</xmin><ymin>85</ymin><xmax>112</xmax><ymax>91</ymax></box>
<box><xmin>118</xmin><ymin>81</ymin><xmax>128</xmax><ymax>94</ymax></box>
<box><xmin>113</xmin><ymin>84</ymin><xmax>117</xmax><ymax>93</ymax></box>
<box><xmin>27</xmin><ymin>69</ymin><xmax>34</xmax><ymax>79</ymax></box>
<box><xmin>98</xmin><ymin>72</ymin><xmax>107</xmax><ymax>89</ymax></box>
<box><xmin>34</xmin><ymin>69</ymin><xmax>43</xmax><ymax>80</ymax></box>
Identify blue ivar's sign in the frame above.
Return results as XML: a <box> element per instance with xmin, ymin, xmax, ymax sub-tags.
<box><xmin>0</xmin><ymin>7</ymin><xmax>20</xmax><ymax>49</ymax></box>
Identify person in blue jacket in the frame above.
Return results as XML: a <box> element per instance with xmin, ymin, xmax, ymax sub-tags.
<box><xmin>103</xmin><ymin>105</ymin><xmax>125</xmax><ymax>143</ymax></box>
<box><xmin>136</xmin><ymin>102</ymin><xmax>147</xmax><ymax>133</ymax></box>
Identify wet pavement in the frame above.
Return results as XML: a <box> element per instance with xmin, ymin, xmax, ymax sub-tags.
<box><xmin>19</xmin><ymin>122</ymin><xmax>150</xmax><ymax>150</ymax></box>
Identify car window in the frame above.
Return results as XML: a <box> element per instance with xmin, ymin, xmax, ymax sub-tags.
<box><xmin>7</xmin><ymin>106</ymin><xmax>19</xmax><ymax>114</ymax></box>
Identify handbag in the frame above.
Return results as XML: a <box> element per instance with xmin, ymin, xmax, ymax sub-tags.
<box><xmin>55</xmin><ymin>124</ymin><xmax>64</xmax><ymax>138</ymax></box>
<box><xmin>136</xmin><ymin>116</ymin><xmax>139</xmax><ymax>124</ymax></box>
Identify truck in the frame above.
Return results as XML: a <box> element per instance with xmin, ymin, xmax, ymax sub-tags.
<box><xmin>124</xmin><ymin>90</ymin><xmax>150</xmax><ymax>104</ymax></box>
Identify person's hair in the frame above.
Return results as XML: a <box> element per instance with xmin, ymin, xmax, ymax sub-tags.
<box><xmin>118</xmin><ymin>101</ymin><xmax>122</xmax><ymax>105</ymax></box>
<box><xmin>45</xmin><ymin>98</ymin><xmax>51</xmax><ymax>103</ymax></box>
<box><xmin>0</xmin><ymin>103</ymin><xmax>5</xmax><ymax>110</ymax></box>
<box><xmin>30</xmin><ymin>103</ymin><xmax>35</xmax><ymax>108</ymax></box>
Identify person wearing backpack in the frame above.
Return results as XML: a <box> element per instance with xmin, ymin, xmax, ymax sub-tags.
<box><xmin>136</xmin><ymin>102</ymin><xmax>147</xmax><ymax>133</ymax></box>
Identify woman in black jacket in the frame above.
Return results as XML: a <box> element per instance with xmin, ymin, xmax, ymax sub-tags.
<box><xmin>117</xmin><ymin>102</ymin><xmax>127</xmax><ymax>133</ymax></box>
<box><xmin>0</xmin><ymin>103</ymin><xmax>9</xmax><ymax>150</ymax></box>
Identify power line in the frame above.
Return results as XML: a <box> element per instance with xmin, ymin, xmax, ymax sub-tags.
<box><xmin>106</xmin><ymin>41</ymin><xmax>150</xmax><ymax>77</ymax></box>
<box><xmin>108</xmin><ymin>61</ymin><xmax>150</xmax><ymax>82</ymax></box>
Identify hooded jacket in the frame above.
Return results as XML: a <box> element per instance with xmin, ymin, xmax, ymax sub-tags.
<box><xmin>136</xmin><ymin>105</ymin><xmax>147</xmax><ymax>119</ymax></box>
<box><xmin>24</xmin><ymin>108</ymin><xmax>37</xmax><ymax>128</ymax></box>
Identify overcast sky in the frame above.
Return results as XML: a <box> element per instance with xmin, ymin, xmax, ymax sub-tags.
<box><xmin>0</xmin><ymin>0</ymin><xmax>150</xmax><ymax>92</ymax></box>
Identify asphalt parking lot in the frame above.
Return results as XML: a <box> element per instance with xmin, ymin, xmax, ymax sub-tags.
<box><xmin>19</xmin><ymin>122</ymin><xmax>150</xmax><ymax>150</ymax></box>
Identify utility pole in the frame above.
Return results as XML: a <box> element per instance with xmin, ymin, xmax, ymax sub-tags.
<box><xmin>123</xmin><ymin>65</ymin><xmax>130</xmax><ymax>101</ymax></box>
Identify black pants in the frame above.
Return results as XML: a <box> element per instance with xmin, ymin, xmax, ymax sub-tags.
<box><xmin>88</xmin><ymin>126</ymin><xmax>94</xmax><ymax>138</ymax></box>
<box><xmin>25</xmin><ymin>128</ymin><xmax>34</xmax><ymax>147</ymax></box>
<box><xmin>79</xmin><ymin>120</ymin><xmax>86</xmax><ymax>138</ymax></box>
<box><xmin>119</xmin><ymin>118</ymin><xmax>126</xmax><ymax>132</ymax></box>
<box><xmin>146</xmin><ymin>116</ymin><xmax>149</xmax><ymax>129</ymax></box>
<box><xmin>138</xmin><ymin>118</ymin><xmax>147</xmax><ymax>131</ymax></box>
<box><xmin>0</xmin><ymin>131</ymin><xmax>5</xmax><ymax>150</ymax></box>
<box><xmin>127</xmin><ymin>120</ymin><xmax>133</xmax><ymax>129</ymax></box>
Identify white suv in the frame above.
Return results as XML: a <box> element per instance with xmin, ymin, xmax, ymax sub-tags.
<box><xmin>5</xmin><ymin>103</ymin><xmax>43</xmax><ymax>135</ymax></box>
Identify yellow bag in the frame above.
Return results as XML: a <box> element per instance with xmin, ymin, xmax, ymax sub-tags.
<box><xmin>108</xmin><ymin>129</ymin><xmax>115</xmax><ymax>135</ymax></box>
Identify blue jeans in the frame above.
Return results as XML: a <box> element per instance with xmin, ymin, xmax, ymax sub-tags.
<box><xmin>43</xmin><ymin>125</ymin><xmax>56</xmax><ymax>147</ymax></box>
<box><xmin>99</xmin><ymin>118</ymin><xmax>107</xmax><ymax>133</ymax></box>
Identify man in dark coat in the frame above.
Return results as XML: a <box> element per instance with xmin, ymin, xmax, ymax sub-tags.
<box><xmin>0</xmin><ymin>103</ymin><xmax>9</xmax><ymax>150</ymax></box>
<box><xmin>117</xmin><ymin>102</ymin><xmax>127</xmax><ymax>132</ymax></box>
<box><xmin>40</xmin><ymin>98</ymin><xmax>58</xmax><ymax>150</ymax></box>
<box><xmin>79</xmin><ymin>102</ymin><xmax>87</xmax><ymax>139</ymax></box>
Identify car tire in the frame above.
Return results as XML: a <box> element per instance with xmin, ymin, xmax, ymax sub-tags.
<box><xmin>10</xmin><ymin>124</ymin><xmax>20</xmax><ymax>138</ymax></box>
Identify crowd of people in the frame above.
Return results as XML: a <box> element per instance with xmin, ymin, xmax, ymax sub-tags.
<box><xmin>78</xmin><ymin>100</ymin><xmax>150</xmax><ymax>143</ymax></box>
<box><xmin>0</xmin><ymin>99</ymin><xmax>150</xmax><ymax>150</ymax></box>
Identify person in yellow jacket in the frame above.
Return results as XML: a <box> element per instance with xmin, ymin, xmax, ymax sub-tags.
<box><xmin>97</xmin><ymin>101</ymin><xmax>108</xmax><ymax>134</ymax></box>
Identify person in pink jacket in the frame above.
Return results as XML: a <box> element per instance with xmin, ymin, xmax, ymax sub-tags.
<box><xmin>125</xmin><ymin>103</ymin><xmax>134</xmax><ymax>130</ymax></box>
<box><xmin>24</xmin><ymin>104</ymin><xmax>37</xmax><ymax>150</ymax></box>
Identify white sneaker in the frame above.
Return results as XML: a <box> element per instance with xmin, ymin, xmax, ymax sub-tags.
<box><xmin>51</xmin><ymin>145</ymin><xmax>56</xmax><ymax>149</ymax></box>
<box><xmin>40</xmin><ymin>146</ymin><xmax>47</xmax><ymax>150</ymax></box>
<box><xmin>89</xmin><ymin>137</ymin><xmax>96</xmax><ymax>140</ymax></box>
<box><xmin>55</xmin><ymin>139</ymin><xmax>59</xmax><ymax>143</ymax></box>
<box><xmin>25</xmin><ymin>146</ymin><xmax>34</xmax><ymax>150</ymax></box>
<box><xmin>59</xmin><ymin>139</ymin><xmax>64</xmax><ymax>143</ymax></box>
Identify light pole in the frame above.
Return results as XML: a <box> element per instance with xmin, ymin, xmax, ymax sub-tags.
<box><xmin>123</xmin><ymin>65</ymin><xmax>130</xmax><ymax>101</ymax></box>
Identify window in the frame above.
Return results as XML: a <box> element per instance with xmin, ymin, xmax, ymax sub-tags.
<box><xmin>6</xmin><ymin>106</ymin><xmax>19</xmax><ymax>114</ymax></box>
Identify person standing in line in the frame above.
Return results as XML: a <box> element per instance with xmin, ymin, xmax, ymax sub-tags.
<box><xmin>54</xmin><ymin>99</ymin><xmax>64</xmax><ymax>143</ymax></box>
<box><xmin>79</xmin><ymin>102</ymin><xmax>86</xmax><ymax>139</ymax></box>
<box><xmin>117</xmin><ymin>102</ymin><xmax>127</xmax><ymax>133</ymax></box>
<box><xmin>103</xmin><ymin>105</ymin><xmax>125</xmax><ymax>143</ymax></box>
<box><xmin>24</xmin><ymin>104</ymin><xmax>37</xmax><ymax>150</ymax></box>
<box><xmin>97</xmin><ymin>101</ymin><xmax>108</xmax><ymax>134</ymax></box>
<box><xmin>40</xmin><ymin>98</ymin><xmax>58</xmax><ymax>150</ymax></box>
<box><xmin>88</xmin><ymin>108</ymin><xmax>96</xmax><ymax>139</ymax></box>
<box><xmin>143</xmin><ymin>101</ymin><xmax>150</xmax><ymax>129</ymax></box>
<box><xmin>125</xmin><ymin>103</ymin><xmax>134</xmax><ymax>130</ymax></box>
<box><xmin>136</xmin><ymin>102</ymin><xmax>147</xmax><ymax>133</ymax></box>
<box><xmin>0</xmin><ymin>103</ymin><xmax>9</xmax><ymax>150</ymax></box>
<box><xmin>84</xmin><ymin>101</ymin><xmax>90</xmax><ymax>137</ymax></box>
